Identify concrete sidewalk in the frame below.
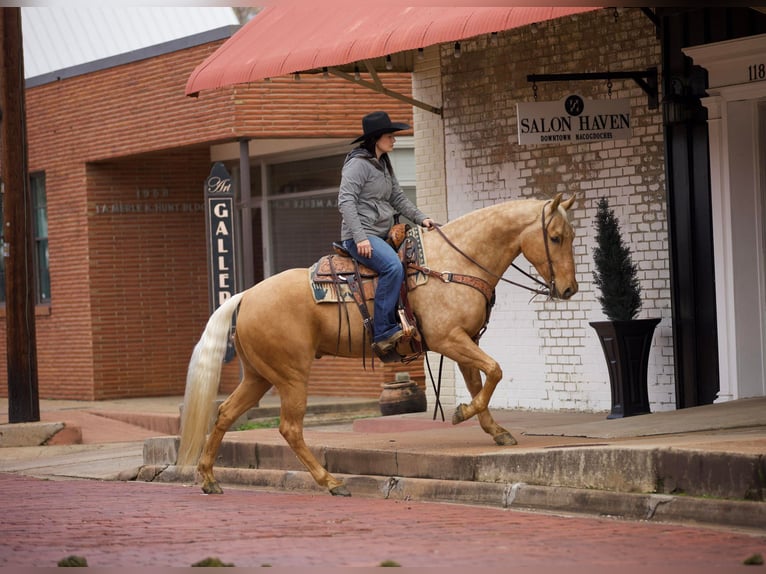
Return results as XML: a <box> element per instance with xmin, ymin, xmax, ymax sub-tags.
<box><xmin>1</xmin><ymin>393</ymin><xmax>765</xmax><ymax>531</ymax></box>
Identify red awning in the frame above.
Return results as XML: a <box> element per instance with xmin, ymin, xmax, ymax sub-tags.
<box><xmin>186</xmin><ymin>5</ymin><xmax>597</xmax><ymax>96</ymax></box>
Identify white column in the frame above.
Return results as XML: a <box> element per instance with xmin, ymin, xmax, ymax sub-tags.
<box><xmin>701</xmin><ymin>95</ymin><xmax>737</xmax><ymax>402</ymax></box>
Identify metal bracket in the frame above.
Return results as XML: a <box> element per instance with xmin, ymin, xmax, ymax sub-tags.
<box><xmin>527</xmin><ymin>67</ymin><xmax>659</xmax><ymax>109</ymax></box>
<box><xmin>326</xmin><ymin>63</ymin><xmax>442</xmax><ymax>116</ymax></box>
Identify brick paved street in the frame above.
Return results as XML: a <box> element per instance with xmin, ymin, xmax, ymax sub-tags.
<box><xmin>0</xmin><ymin>473</ymin><xmax>763</xmax><ymax>569</ymax></box>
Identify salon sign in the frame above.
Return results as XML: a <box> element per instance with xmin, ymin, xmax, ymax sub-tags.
<box><xmin>517</xmin><ymin>94</ymin><xmax>631</xmax><ymax>145</ymax></box>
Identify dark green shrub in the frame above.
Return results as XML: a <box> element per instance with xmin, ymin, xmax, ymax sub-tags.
<box><xmin>592</xmin><ymin>197</ymin><xmax>642</xmax><ymax>321</ymax></box>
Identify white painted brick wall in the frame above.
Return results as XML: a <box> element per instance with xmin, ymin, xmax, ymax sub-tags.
<box><xmin>415</xmin><ymin>8</ymin><xmax>676</xmax><ymax>415</ymax></box>
<box><xmin>413</xmin><ymin>45</ymin><xmax>458</xmax><ymax>412</ymax></box>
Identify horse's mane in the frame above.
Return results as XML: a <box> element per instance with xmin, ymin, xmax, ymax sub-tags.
<box><xmin>439</xmin><ymin>197</ymin><xmax>546</xmax><ymax>231</ymax></box>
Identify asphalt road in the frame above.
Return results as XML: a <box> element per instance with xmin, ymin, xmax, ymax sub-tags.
<box><xmin>0</xmin><ymin>473</ymin><xmax>763</xmax><ymax>570</ymax></box>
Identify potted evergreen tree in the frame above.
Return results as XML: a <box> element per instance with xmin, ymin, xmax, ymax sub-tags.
<box><xmin>590</xmin><ymin>198</ymin><xmax>660</xmax><ymax>419</ymax></box>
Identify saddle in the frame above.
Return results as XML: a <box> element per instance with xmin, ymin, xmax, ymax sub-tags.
<box><xmin>309</xmin><ymin>223</ymin><xmax>424</xmax><ymax>364</ymax></box>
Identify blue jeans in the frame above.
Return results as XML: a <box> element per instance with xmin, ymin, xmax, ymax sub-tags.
<box><xmin>342</xmin><ymin>236</ymin><xmax>404</xmax><ymax>342</ymax></box>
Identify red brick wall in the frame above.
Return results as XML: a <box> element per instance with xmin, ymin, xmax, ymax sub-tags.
<box><xmin>0</xmin><ymin>35</ymin><xmax>422</xmax><ymax>400</ymax></box>
<box><xmin>228</xmin><ymin>75</ymin><xmax>415</xmax><ymax>138</ymax></box>
<box><xmin>37</xmin><ymin>164</ymin><xmax>96</xmax><ymax>398</ymax></box>
<box><xmin>86</xmin><ymin>151</ymin><xmax>211</xmax><ymax>399</ymax></box>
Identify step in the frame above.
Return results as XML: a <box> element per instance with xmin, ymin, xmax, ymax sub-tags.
<box><xmin>142</xmin><ymin>431</ymin><xmax>766</xmax><ymax>503</ymax></box>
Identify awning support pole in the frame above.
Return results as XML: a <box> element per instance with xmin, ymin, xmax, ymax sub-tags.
<box><xmin>238</xmin><ymin>138</ymin><xmax>254</xmax><ymax>289</ymax></box>
<box><xmin>527</xmin><ymin>67</ymin><xmax>659</xmax><ymax>109</ymax></box>
<box><xmin>327</xmin><ymin>65</ymin><xmax>442</xmax><ymax>116</ymax></box>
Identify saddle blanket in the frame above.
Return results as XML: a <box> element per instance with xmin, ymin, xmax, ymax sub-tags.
<box><xmin>309</xmin><ymin>226</ymin><xmax>429</xmax><ymax>304</ymax></box>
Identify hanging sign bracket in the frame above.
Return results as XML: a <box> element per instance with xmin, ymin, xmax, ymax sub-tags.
<box><xmin>527</xmin><ymin>67</ymin><xmax>658</xmax><ymax>109</ymax></box>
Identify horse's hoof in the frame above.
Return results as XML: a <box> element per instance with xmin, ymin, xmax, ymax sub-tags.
<box><xmin>452</xmin><ymin>404</ymin><xmax>467</xmax><ymax>425</ymax></box>
<box><xmin>329</xmin><ymin>484</ymin><xmax>352</xmax><ymax>497</ymax></box>
<box><xmin>493</xmin><ymin>431</ymin><xmax>518</xmax><ymax>446</ymax></box>
<box><xmin>202</xmin><ymin>481</ymin><xmax>223</xmax><ymax>495</ymax></box>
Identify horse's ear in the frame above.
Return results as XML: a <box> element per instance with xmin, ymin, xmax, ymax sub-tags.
<box><xmin>549</xmin><ymin>192</ymin><xmax>563</xmax><ymax>212</ymax></box>
<box><xmin>561</xmin><ymin>194</ymin><xmax>576</xmax><ymax>211</ymax></box>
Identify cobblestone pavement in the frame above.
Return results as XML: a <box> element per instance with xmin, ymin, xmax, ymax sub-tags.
<box><xmin>0</xmin><ymin>474</ymin><xmax>763</xmax><ymax>569</ymax></box>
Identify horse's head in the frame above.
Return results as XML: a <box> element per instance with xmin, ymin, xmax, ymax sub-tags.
<box><xmin>520</xmin><ymin>193</ymin><xmax>578</xmax><ymax>300</ymax></box>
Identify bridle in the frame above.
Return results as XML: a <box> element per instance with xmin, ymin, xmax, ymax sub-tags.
<box><xmin>431</xmin><ymin>200</ymin><xmax>559</xmax><ymax>300</ymax></box>
<box><xmin>540</xmin><ymin>200</ymin><xmax>558</xmax><ymax>299</ymax></box>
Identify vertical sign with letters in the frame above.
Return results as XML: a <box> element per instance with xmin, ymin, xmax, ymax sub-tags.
<box><xmin>204</xmin><ymin>162</ymin><xmax>238</xmax><ymax>361</ymax></box>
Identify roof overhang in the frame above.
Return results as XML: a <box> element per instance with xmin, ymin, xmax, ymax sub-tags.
<box><xmin>185</xmin><ymin>4</ymin><xmax>598</xmax><ymax>113</ymax></box>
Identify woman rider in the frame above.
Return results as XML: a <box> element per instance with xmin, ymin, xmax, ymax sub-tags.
<box><xmin>338</xmin><ymin>111</ymin><xmax>434</xmax><ymax>354</ymax></box>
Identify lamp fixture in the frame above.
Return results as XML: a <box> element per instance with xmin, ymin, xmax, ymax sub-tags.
<box><xmin>417</xmin><ymin>47</ymin><xmax>424</xmax><ymax>60</ymax></box>
<box><xmin>322</xmin><ymin>67</ymin><xmax>329</xmax><ymax>79</ymax></box>
<box><xmin>454</xmin><ymin>42</ymin><xmax>461</xmax><ymax>58</ymax></box>
<box><xmin>293</xmin><ymin>72</ymin><xmax>300</xmax><ymax>81</ymax></box>
<box><xmin>385</xmin><ymin>55</ymin><xmax>393</xmax><ymax>70</ymax></box>
<box><xmin>490</xmin><ymin>32</ymin><xmax>498</xmax><ymax>47</ymax></box>
<box><xmin>354</xmin><ymin>64</ymin><xmax>361</xmax><ymax>81</ymax></box>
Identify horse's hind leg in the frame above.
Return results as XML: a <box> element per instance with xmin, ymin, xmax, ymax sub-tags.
<box><xmin>458</xmin><ymin>364</ymin><xmax>517</xmax><ymax>446</ymax></box>
<box><xmin>277</xmin><ymin>380</ymin><xmax>350</xmax><ymax>496</ymax></box>
<box><xmin>198</xmin><ymin>369</ymin><xmax>272</xmax><ymax>494</ymax></box>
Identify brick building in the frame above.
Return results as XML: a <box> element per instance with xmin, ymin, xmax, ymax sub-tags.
<box><xmin>2</xmin><ymin>17</ymin><xmax>423</xmax><ymax>400</ymax></box>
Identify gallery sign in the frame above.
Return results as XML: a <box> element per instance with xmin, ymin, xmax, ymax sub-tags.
<box><xmin>204</xmin><ymin>162</ymin><xmax>239</xmax><ymax>362</ymax></box>
<box><xmin>517</xmin><ymin>95</ymin><xmax>631</xmax><ymax>145</ymax></box>
<box><xmin>205</xmin><ymin>161</ymin><xmax>238</xmax><ymax>311</ymax></box>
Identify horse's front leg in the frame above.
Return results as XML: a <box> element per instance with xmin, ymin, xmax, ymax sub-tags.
<box><xmin>458</xmin><ymin>364</ymin><xmax>517</xmax><ymax>445</ymax></box>
<box><xmin>436</xmin><ymin>331</ymin><xmax>504</xmax><ymax>427</ymax></box>
<box><xmin>198</xmin><ymin>372</ymin><xmax>272</xmax><ymax>494</ymax></box>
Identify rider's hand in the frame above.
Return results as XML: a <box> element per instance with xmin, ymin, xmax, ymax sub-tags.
<box><xmin>356</xmin><ymin>239</ymin><xmax>373</xmax><ymax>258</ymax></box>
<box><xmin>421</xmin><ymin>218</ymin><xmax>435</xmax><ymax>229</ymax></box>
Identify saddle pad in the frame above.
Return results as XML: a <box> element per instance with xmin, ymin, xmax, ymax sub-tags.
<box><xmin>309</xmin><ymin>264</ymin><xmax>377</xmax><ymax>303</ymax></box>
<box><xmin>309</xmin><ymin>226</ymin><xmax>430</xmax><ymax>304</ymax></box>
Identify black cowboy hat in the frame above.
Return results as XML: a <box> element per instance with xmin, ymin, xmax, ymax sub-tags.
<box><xmin>351</xmin><ymin>111</ymin><xmax>411</xmax><ymax>144</ymax></box>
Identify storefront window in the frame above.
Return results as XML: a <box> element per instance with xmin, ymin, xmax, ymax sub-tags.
<box><xmin>0</xmin><ymin>174</ymin><xmax>50</xmax><ymax>304</ymax></box>
<box><xmin>0</xmin><ymin>181</ymin><xmax>4</xmax><ymax>303</ymax></box>
<box><xmin>270</xmin><ymin>191</ymin><xmax>340</xmax><ymax>271</ymax></box>
<box><xmin>31</xmin><ymin>173</ymin><xmax>50</xmax><ymax>303</ymax></box>
<box><xmin>271</xmin><ymin>154</ymin><xmax>345</xmax><ymax>196</ymax></box>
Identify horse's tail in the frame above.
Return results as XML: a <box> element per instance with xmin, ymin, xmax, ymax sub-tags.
<box><xmin>176</xmin><ymin>291</ymin><xmax>246</xmax><ymax>467</ymax></box>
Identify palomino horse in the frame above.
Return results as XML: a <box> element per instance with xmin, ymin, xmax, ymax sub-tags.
<box><xmin>177</xmin><ymin>193</ymin><xmax>578</xmax><ymax>496</ymax></box>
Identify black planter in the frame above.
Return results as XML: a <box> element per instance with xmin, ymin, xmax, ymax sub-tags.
<box><xmin>590</xmin><ymin>318</ymin><xmax>660</xmax><ymax>419</ymax></box>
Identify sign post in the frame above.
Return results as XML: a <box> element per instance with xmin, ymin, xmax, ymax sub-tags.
<box><xmin>204</xmin><ymin>162</ymin><xmax>238</xmax><ymax>362</ymax></box>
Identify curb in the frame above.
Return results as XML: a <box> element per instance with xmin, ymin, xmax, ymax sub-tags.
<box><xmin>0</xmin><ymin>421</ymin><xmax>82</xmax><ymax>447</ymax></box>
<box><xmin>143</xmin><ymin>435</ymin><xmax>766</xmax><ymax>501</ymax></box>
<box><xmin>138</xmin><ymin>464</ymin><xmax>766</xmax><ymax>532</ymax></box>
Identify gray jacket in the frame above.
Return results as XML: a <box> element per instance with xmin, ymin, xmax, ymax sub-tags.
<box><xmin>338</xmin><ymin>148</ymin><xmax>426</xmax><ymax>244</ymax></box>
